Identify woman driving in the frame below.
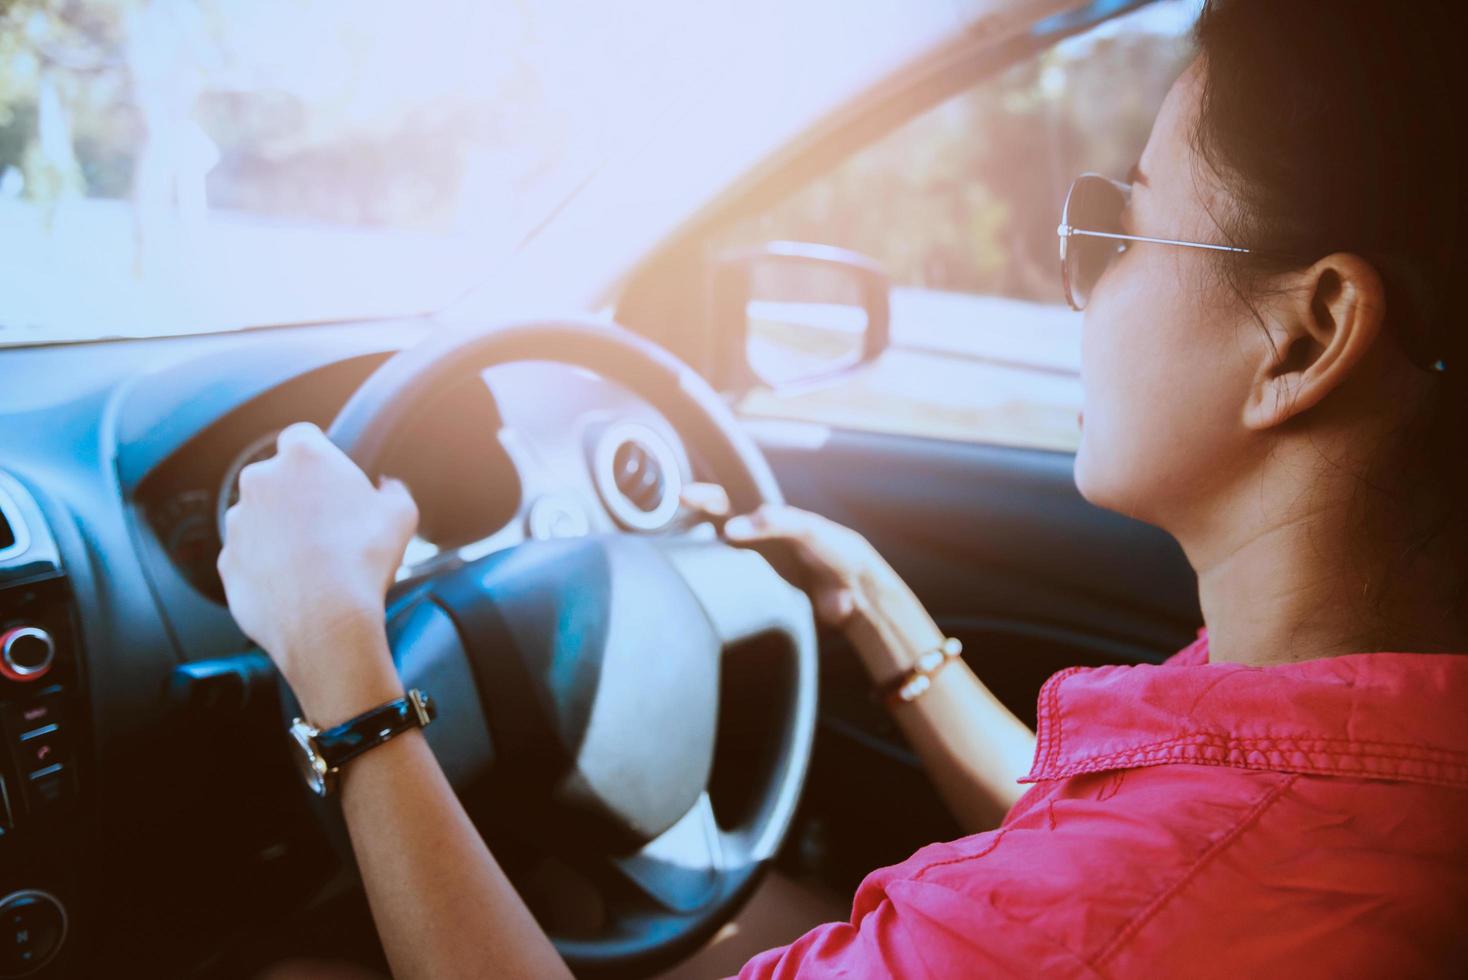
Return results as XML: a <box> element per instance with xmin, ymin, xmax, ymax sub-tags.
<box><xmin>219</xmin><ymin>1</ymin><xmax>1468</xmax><ymax>975</ymax></box>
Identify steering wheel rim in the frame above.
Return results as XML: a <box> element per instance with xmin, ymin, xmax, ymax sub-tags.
<box><xmin>324</xmin><ymin>317</ymin><xmax>819</xmax><ymax>976</ymax></box>
<box><xmin>330</xmin><ymin>316</ymin><xmax>783</xmax><ymax>512</ymax></box>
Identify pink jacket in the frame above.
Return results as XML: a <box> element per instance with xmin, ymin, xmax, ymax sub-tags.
<box><xmin>739</xmin><ymin>633</ymin><xmax>1468</xmax><ymax>977</ymax></box>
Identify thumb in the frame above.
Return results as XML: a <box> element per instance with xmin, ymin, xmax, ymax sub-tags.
<box><xmin>724</xmin><ymin>504</ymin><xmax>817</xmax><ymax>543</ymax></box>
<box><xmin>680</xmin><ymin>482</ymin><xmax>731</xmax><ymax>519</ymax></box>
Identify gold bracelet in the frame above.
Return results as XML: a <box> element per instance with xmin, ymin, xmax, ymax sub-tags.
<box><xmin>874</xmin><ymin>637</ymin><xmax>963</xmax><ymax>707</ymax></box>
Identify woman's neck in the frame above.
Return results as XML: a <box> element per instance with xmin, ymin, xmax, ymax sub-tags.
<box><xmin>1183</xmin><ymin>483</ymin><xmax>1465</xmax><ymax>667</ymax></box>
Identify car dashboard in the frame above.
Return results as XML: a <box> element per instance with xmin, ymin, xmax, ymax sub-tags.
<box><xmin>0</xmin><ymin>317</ymin><xmax>706</xmax><ymax>978</ymax></box>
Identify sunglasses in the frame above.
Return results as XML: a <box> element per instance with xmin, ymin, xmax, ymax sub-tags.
<box><xmin>1057</xmin><ymin>172</ymin><xmax>1251</xmax><ymax>311</ymax></box>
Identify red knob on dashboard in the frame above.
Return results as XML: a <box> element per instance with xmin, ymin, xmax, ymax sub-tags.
<box><xmin>0</xmin><ymin>626</ymin><xmax>55</xmax><ymax>682</ymax></box>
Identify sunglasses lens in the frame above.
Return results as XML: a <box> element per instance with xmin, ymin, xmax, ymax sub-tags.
<box><xmin>1062</xmin><ymin>176</ymin><xmax>1127</xmax><ymax>309</ymax></box>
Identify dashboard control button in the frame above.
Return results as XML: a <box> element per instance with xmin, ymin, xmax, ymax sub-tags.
<box><xmin>0</xmin><ymin>891</ymin><xmax>66</xmax><ymax>977</ymax></box>
<box><xmin>527</xmin><ymin>494</ymin><xmax>591</xmax><ymax>541</ymax></box>
<box><xmin>0</xmin><ymin>699</ymin><xmax>59</xmax><ymax>737</ymax></box>
<box><xmin>0</xmin><ymin>776</ymin><xmax>13</xmax><ymax>839</ymax></box>
<box><xmin>13</xmin><ymin>727</ymin><xmax>63</xmax><ymax>777</ymax></box>
<box><xmin>22</xmin><ymin>766</ymin><xmax>67</xmax><ymax>813</ymax></box>
<box><xmin>0</xmin><ymin>629</ymin><xmax>54</xmax><ymax>683</ymax></box>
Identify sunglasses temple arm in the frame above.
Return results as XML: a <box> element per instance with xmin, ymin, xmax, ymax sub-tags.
<box><xmin>1059</xmin><ymin>226</ymin><xmax>1252</xmax><ymax>255</ymax></box>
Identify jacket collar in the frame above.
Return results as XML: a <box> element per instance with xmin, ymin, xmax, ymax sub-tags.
<box><xmin>1022</xmin><ymin>631</ymin><xmax>1468</xmax><ymax>788</ymax></box>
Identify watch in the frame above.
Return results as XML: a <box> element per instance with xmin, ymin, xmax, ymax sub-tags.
<box><xmin>288</xmin><ymin>689</ymin><xmax>436</xmax><ymax>797</ymax></box>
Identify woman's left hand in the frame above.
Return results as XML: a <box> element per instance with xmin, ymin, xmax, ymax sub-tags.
<box><xmin>216</xmin><ymin>421</ymin><xmax>419</xmax><ymax>727</ymax></box>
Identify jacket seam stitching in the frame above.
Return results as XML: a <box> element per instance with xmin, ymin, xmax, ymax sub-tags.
<box><xmin>1033</xmin><ymin>732</ymin><xmax>1468</xmax><ymax>784</ymax></box>
<box><xmin>1053</xmin><ymin>671</ymin><xmax>1066</xmax><ymax>770</ymax></box>
<box><xmin>1036</xmin><ymin>753</ymin><xmax>1468</xmax><ymax>788</ymax></box>
<box><xmin>1089</xmin><ymin>773</ymin><xmax>1299</xmax><ymax>970</ymax></box>
<box><xmin>1038</xmin><ymin>667</ymin><xmax>1082</xmax><ymax>774</ymax></box>
<box><xmin>910</xmin><ymin>828</ymin><xmax>1011</xmax><ymax>881</ymax></box>
<box><xmin>1037</xmin><ymin>673</ymin><xmax>1058</xmax><ymax>771</ymax></box>
<box><xmin>1052</xmin><ymin>729</ymin><xmax>1468</xmax><ymax>761</ymax></box>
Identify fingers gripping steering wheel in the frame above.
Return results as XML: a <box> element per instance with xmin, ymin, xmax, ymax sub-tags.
<box><xmin>325</xmin><ymin>317</ymin><xmax>819</xmax><ymax>976</ymax></box>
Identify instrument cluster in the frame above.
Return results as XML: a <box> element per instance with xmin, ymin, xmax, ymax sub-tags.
<box><xmin>141</xmin><ymin>364</ymin><xmax>522</xmax><ymax>603</ymax></box>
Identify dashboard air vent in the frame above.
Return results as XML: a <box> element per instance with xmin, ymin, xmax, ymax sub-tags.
<box><xmin>0</xmin><ymin>473</ymin><xmax>56</xmax><ymax>580</ymax></box>
<box><xmin>612</xmin><ymin>440</ymin><xmax>665</xmax><ymax>514</ymax></box>
<box><xmin>592</xmin><ymin>423</ymin><xmax>683</xmax><ymax>531</ymax></box>
<box><xmin>0</xmin><ymin>485</ymin><xmax>22</xmax><ymax>559</ymax></box>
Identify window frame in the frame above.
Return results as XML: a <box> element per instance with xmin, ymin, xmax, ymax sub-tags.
<box><xmin>612</xmin><ymin>1</ymin><xmax>1158</xmax><ymax>391</ymax></box>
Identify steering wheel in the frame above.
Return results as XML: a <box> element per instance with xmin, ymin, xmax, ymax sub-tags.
<box><xmin>325</xmin><ymin>317</ymin><xmax>819</xmax><ymax>976</ymax></box>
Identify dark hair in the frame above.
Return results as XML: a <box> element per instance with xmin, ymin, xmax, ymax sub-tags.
<box><xmin>1191</xmin><ymin>0</ymin><xmax>1468</xmax><ymax>628</ymax></box>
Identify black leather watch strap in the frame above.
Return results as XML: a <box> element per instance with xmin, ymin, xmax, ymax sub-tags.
<box><xmin>315</xmin><ymin>689</ymin><xmax>436</xmax><ymax>771</ymax></box>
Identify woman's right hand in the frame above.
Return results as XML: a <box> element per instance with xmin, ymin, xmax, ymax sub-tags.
<box><xmin>681</xmin><ymin>483</ymin><xmax>888</xmax><ymax>627</ymax></box>
<box><xmin>683</xmin><ymin>485</ymin><xmax>1036</xmax><ymax>833</ymax></box>
<box><xmin>680</xmin><ymin>485</ymin><xmax>947</xmax><ymax>690</ymax></box>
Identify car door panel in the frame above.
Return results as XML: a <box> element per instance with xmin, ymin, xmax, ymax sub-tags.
<box><xmin>753</xmin><ymin>423</ymin><xmax>1200</xmax><ymax>662</ymax></box>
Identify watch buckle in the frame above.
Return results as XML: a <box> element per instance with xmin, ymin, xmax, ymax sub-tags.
<box><xmin>407</xmin><ymin>688</ymin><xmax>434</xmax><ymax>728</ymax></box>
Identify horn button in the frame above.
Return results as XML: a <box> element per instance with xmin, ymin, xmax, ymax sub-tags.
<box><xmin>433</xmin><ymin>535</ymin><xmax>721</xmax><ymax>846</ymax></box>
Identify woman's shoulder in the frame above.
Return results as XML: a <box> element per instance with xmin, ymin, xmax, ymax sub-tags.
<box><xmin>859</xmin><ymin>765</ymin><xmax>1466</xmax><ymax>976</ymax></box>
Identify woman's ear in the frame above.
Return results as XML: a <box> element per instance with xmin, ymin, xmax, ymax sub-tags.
<box><xmin>1242</xmin><ymin>252</ymin><xmax>1386</xmax><ymax>430</ymax></box>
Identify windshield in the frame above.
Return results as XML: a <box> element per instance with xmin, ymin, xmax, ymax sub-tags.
<box><xmin>0</xmin><ymin>0</ymin><xmax>705</xmax><ymax>345</ymax></box>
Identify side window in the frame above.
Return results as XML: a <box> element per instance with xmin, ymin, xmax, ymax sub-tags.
<box><xmin>720</xmin><ymin>2</ymin><xmax>1198</xmax><ymax>452</ymax></box>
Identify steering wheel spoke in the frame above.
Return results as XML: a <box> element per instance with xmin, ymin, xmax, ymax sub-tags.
<box><xmin>658</xmin><ymin>534</ymin><xmax>821</xmax><ymax>864</ymax></box>
<box><xmin>607</xmin><ymin>792</ymin><xmax>727</xmax><ymax>914</ymax></box>
<box><xmin>386</xmin><ymin>593</ymin><xmax>496</xmax><ymax>789</ymax></box>
<box><xmin>656</xmin><ymin>535</ymin><xmax>818</xmax><ymax>654</ymax></box>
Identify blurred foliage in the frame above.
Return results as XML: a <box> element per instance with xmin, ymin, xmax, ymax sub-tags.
<box><xmin>0</xmin><ymin>0</ymin><xmax>136</xmax><ymax>203</ymax></box>
<box><xmin>722</xmin><ymin>24</ymin><xmax>1194</xmax><ymax>304</ymax></box>
<box><xmin>0</xmin><ymin>0</ymin><xmax>546</xmax><ymax>227</ymax></box>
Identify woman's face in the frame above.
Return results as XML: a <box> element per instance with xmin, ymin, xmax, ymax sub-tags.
<box><xmin>1073</xmin><ymin>58</ymin><xmax>1259</xmax><ymax>531</ymax></box>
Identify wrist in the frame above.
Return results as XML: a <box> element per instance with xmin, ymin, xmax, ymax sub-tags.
<box><xmin>284</xmin><ymin>604</ymin><xmax>403</xmax><ymax>729</ymax></box>
<box><xmin>336</xmin><ymin>724</ymin><xmax>428</xmax><ymax>798</ymax></box>
<box><xmin>847</xmin><ymin>564</ymin><xmax>944</xmax><ymax>674</ymax></box>
<box><xmin>306</xmin><ymin>670</ymin><xmax>406</xmax><ymax>731</ymax></box>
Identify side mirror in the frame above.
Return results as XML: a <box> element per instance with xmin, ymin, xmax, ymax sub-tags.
<box><xmin>712</xmin><ymin>241</ymin><xmax>891</xmax><ymax>392</ymax></box>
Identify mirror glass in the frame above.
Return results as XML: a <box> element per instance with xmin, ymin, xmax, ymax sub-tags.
<box><xmin>745</xmin><ymin>257</ymin><xmax>869</xmax><ymax>388</ymax></box>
